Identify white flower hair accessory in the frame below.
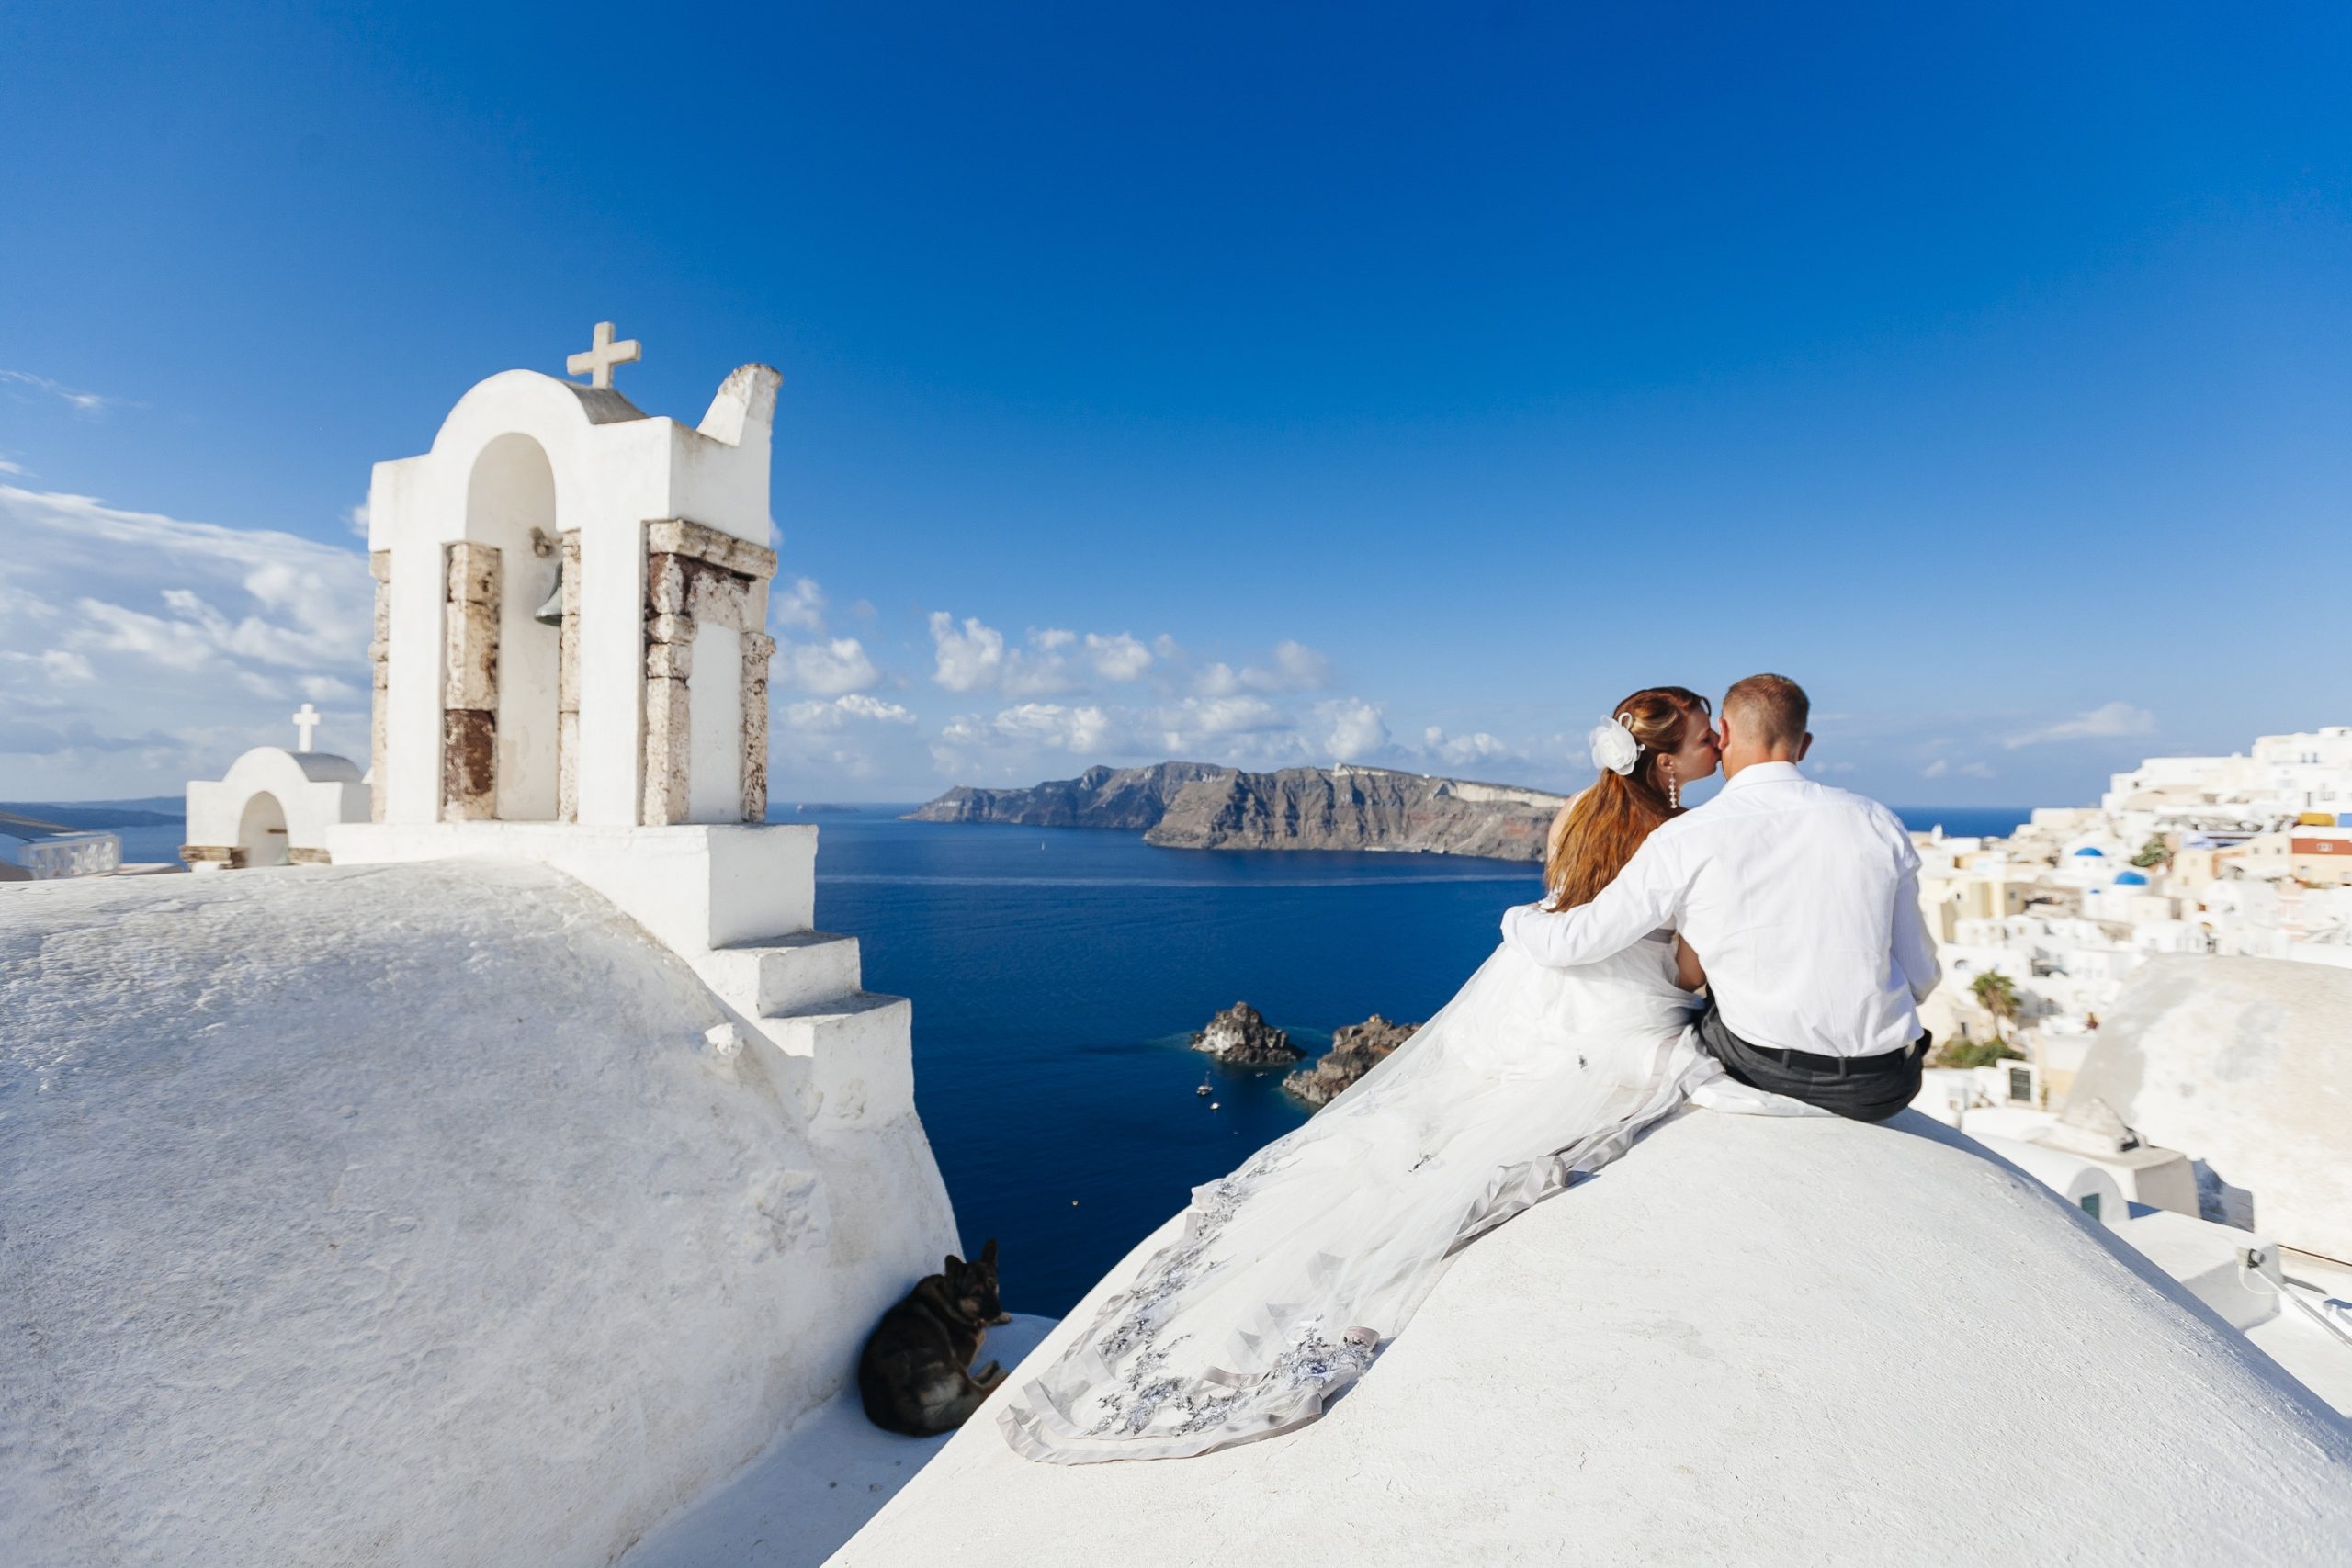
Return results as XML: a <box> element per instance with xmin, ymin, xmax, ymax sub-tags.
<box><xmin>1588</xmin><ymin>712</ymin><xmax>1641</xmax><ymax>776</ymax></box>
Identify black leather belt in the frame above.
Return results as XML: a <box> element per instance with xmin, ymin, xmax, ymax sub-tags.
<box><xmin>1751</xmin><ymin>1034</ymin><xmax>1928</xmax><ymax>1076</ymax></box>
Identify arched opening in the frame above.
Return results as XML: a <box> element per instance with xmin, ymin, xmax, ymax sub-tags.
<box><xmin>237</xmin><ymin>792</ymin><xmax>290</xmax><ymax>868</ymax></box>
<box><xmin>461</xmin><ymin>433</ymin><xmax>562</xmax><ymax>821</ymax></box>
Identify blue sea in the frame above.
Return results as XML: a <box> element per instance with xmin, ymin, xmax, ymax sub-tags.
<box><xmin>80</xmin><ymin>799</ymin><xmax>2032</xmax><ymax>1316</ymax></box>
<box><xmin>789</xmin><ymin>801</ymin><xmax>2031</xmax><ymax>1315</ymax></box>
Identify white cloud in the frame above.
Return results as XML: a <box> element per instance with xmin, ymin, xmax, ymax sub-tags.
<box><xmin>933</xmin><ymin>703</ymin><xmax>1112</xmax><ymax>771</ymax></box>
<box><xmin>1921</xmin><ymin>759</ymin><xmax>1949</xmax><ymax>779</ymax></box>
<box><xmin>1084</xmin><ymin>632</ymin><xmax>1153</xmax><ymax>682</ymax></box>
<box><xmin>1250</xmin><ymin>640</ymin><xmax>1331</xmax><ymax>692</ymax></box>
<box><xmin>1</xmin><ymin>649</ymin><xmax>96</xmax><ymax>684</ymax></box>
<box><xmin>1960</xmin><ymin>761</ymin><xmax>1996</xmax><ymax>779</ymax></box>
<box><xmin>1187</xmin><ymin>639</ymin><xmax>1333</xmax><ymax>698</ymax></box>
<box><xmin>927</xmin><ymin>613</ymin><xmax>1153</xmax><ymax>697</ymax></box>
<box><xmin>772</xmin><ymin>575</ymin><xmax>827</xmax><ymax>634</ymax></box>
<box><xmin>0</xmin><ymin>459</ymin><xmax>26</xmax><ymax>475</ymax></box>
<box><xmin>0</xmin><ymin>482</ymin><xmax>372</xmax><ymax>790</ymax></box>
<box><xmin>775</xmin><ymin>636</ymin><xmax>880</xmax><ymax>697</ymax></box>
<box><xmin>1424</xmin><ymin>727</ymin><xmax>1511</xmax><ymax>769</ymax></box>
<box><xmin>929</xmin><ymin>612</ymin><xmax>1006</xmax><ymax>692</ymax></box>
<box><xmin>0</xmin><ymin>368</ymin><xmax>128</xmax><ymax>417</ymax></box>
<box><xmin>780</xmin><ymin>693</ymin><xmax>918</xmax><ymax>731</ymax></box>
<box><xmin>2005</xmin><ymin>702</ymin><xmax>2155</xmax><ymax>748</ymax></box>
<box><xmin>344</xmin><ymin>502</ymin><xmax>370</xmax><ymax>538</ymax></box>
<box><xmin>1317</xmin><ymin>698</ymin><xmax>1388</xmax><ymax>761</ymax></box>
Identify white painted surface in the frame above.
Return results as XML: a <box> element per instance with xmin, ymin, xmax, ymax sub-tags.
<box><xmin>186</xmin><ymin>746</ymin><xmax>369</xmax><ymax>866</ymax></box>
<box><xmin>0</xmin><ymin>863</ymin><xmax>957</xmax><ymax>1568</ymax></box>
<box><xmin>328</xmin><ymin>820</ymin><xmax>816</xmax><ymax>953</ymax></box>
<box><xmin>622</xmin><ymin>1316</ymin><xmax>1057</xmax><ymax>1568</ymax></box>
<box><xmin>836</xmin><ymin>1111</ymin><xmax>2352</xmax><ymax>1568</ymax></box>
<box><xmin>463</xmin><ymin>431</ymin><xmax>562</xmax><ymax>821</ymax></box>
<box><xmin>2116</xmin><ymin>1206</ymin><xmax>2283</xmax><ymax>1331</ymax></box>
<box><xmin>687</xmin><ymin>619</ymin><xmax>743</xmax><ymax>822</ymax></box>
<box><xmin>1972</xmin><ymin>1131</ymin><xmax>2129</xmax><ymax>1226</ymax></box>
<box><xmin>2072</xmin><ymin>955</ymin><xmax>2352</xmax><ymax>1261</ymax></box>
<box><xmin>14</xmin><ymin>830</ymin><xmax>121</xmax><ymax>878</ymax></box>
<box><xmin>2246</xmin><ymin>1251</ymin><xmax>2352</xmax><ymax>1416</ymax></box>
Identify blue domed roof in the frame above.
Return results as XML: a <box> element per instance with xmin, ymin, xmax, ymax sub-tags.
<box><xmin>2073</xmin><ymin>846</ymin><xmax>2106</xmax><ymax>857</ymax></box>
<box><xmin>2114</xmin><ymin>871</ymin><xmax>2149</xmax><ymax>886</ymax></box>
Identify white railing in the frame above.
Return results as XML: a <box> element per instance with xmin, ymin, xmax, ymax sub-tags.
<box><xmin>19</xmin><ymin>831</ymin><xmax>123</xmax><ymax>880</ymax></box>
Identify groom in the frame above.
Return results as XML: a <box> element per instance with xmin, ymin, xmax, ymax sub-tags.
<box><xmin>1502</xmin><ymin>673</ymin><xmax>1939</xmax><ymax>1122</ymax></box>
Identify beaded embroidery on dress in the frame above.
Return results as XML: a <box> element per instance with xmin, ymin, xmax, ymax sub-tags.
<box><xmin>999</xmin><ymin>935</ymin><xmax>1714</xmax><ymax>1463</ymax></box>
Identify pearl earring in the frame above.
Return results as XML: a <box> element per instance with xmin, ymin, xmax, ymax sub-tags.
<box><xmin>1664</xmin><ymin>759</ymin><xmax>1680</xmax><ymax>810</ymax></box>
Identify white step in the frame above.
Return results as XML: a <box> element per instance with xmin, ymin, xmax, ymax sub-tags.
<box><xmin>698</xmin><ymin>931</ymin><xmax>863</xmax><ymax>1017</ymax></box>
<box><xmin>754</xmin><ymin>992</ymin><xmax>914</xmax><ymax>1128</ymax></box>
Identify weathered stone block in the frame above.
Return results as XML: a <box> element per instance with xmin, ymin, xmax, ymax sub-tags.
<box><xmin>646</xmin><ymin>516</ymin><xmax>778</xmax><ymax>581</ymax></box>
<box><xmin>442</xmin><ymin>708</ymin><xmax>497</xmax><ymax>821</ymax></box>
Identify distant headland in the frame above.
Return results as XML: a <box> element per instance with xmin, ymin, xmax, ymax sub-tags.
<box><xmin>905</xmin><ymin>761</ymin><xmax>1567</xmax><ymax>860</ymax></box>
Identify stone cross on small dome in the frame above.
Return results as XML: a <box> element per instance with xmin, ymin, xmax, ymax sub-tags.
<box><xmin>291</xmin><ymin>703</ymin><xmax>322</xmax><ymax>753</ymax></box>
<box><xmin>567</xmin><ymin>321</ymin><xmax>642</xmax><ymax>390</ymax></box>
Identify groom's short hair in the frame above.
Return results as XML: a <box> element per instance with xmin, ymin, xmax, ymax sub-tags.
<box><xmin>1724</xmin><ymin>673</ymin><xmax>1809</xmax><ymax>748</ymax></box>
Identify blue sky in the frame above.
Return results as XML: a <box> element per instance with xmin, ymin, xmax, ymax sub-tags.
<box><xmin>4</xmin><ymin>2</ymin><xmax>2348</xmax><ymax>805</ymax></box>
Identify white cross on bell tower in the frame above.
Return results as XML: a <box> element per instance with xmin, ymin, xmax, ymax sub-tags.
<box><xmin>291</xmin><ymin>702</ymin><xmax>322</xmax><ymax>753</ymax></box>
<box><xmin>567</xmin><ymin>321</ymin><xmax>642</xmax><ymax>390</ymax></box>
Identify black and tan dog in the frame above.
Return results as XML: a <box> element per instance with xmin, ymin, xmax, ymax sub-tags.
<box><xmin>857</xmin><ymin>1240</ymin><xmax>1015</xmax><ymax>1437</ymax></box>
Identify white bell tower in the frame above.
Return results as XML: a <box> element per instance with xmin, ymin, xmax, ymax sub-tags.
<box><xmin>328</xmin><ymin>330</ymin><xmax>922</xmax><ymax>1135</ymax></box>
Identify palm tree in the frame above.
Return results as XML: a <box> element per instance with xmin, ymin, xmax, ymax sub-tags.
<box><xmin>1970</xmin><ymin>971</ymin><xmax>2020</xmax><ymax>1043</ymax></box>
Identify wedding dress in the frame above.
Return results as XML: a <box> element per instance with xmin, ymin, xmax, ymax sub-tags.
<box><xmin>1000</xmin><ymin>931</ymin><xmax>1778</xmax><ymax>1464</ymax></box>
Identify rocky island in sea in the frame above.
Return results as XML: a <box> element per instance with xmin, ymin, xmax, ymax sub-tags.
<box><xmin>1283</xmin><ymin>1014</ymin><xmax>1421</xmax><ymax>1107</ymax></box>
<box><xmin>1190</xmin><ymin>1001</ymin><xmax>1306</xmax><ymax>1065</ymax></box>
<box><xmin>1192</xmin><ymin>1002</ymin><xmax>1426</xmax><ymax>1104</ymax></box>
<box><xmin>907</xmin><ymin>761</ymin><xmax>1566</xmax><ymax>860</ymax></box>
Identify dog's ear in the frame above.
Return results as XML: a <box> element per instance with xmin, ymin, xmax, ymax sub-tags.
<box><xmin>944</xmin><ymin>1254</ymin><xmax>963</xmax><ymax>1275</ymax></box>
<box><xmin>979</xmin><ymin>1237</ymin><xmax>999</xmax><ymax>1267</ymax></box>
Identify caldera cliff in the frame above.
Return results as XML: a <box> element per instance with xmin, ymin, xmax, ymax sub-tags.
<box><xmin>906</xmin><ymin>761</ymin><xmax>1566</xmax><ymax>860</ymax></box>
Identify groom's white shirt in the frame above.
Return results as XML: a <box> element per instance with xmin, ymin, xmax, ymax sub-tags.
<box><xmin>1501</xmin><ymin>761</ymin><xmax>1939</xmax><ymax>1058</ymax></box>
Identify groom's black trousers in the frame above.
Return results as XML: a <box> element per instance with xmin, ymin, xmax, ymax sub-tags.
<box><xmin>1695</xmin><ymin>1001</ymin><xmax>1928</xmax><ymax>1123</ymax></box>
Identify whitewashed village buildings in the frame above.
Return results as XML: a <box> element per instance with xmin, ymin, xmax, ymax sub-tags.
<box><xmin>1916</xmin><ymin>725</ymin><xmax>2352</xmax><ymax>1079</ymax></box>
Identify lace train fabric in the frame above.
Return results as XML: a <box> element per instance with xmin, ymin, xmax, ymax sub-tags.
<box><xmin>1000</xmin><ymin>936</ymin><xmax>1725</xmax><ymax>1464</ymax></box>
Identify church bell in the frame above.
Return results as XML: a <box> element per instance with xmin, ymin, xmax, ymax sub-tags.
<box><xmin>533</xmin><ymin>561</ymin><xmax>564</xmax><ymax>627</ymax></box>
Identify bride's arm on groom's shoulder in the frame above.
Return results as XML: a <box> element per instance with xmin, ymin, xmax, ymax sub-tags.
<box><xmin>1501</xmin><ymin>836</ymin><xmax>1679</xmax><ymax>968</ymax></box>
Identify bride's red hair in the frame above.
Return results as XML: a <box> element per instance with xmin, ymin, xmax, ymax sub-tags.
<box><xmin>1542</xmin><ymin>686</ymin><xmax>1711</xmax><ymax>911</ymax></box>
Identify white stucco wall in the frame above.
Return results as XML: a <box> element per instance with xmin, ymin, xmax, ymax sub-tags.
<box><xmin>0</xmin><ymin>862</ymin><xmax>956</xmax><ymax>1568</ymax></box>
<box><xmin>687</xmin><ymin>620</ymin><xmax>744</xmax><ymax>823</ymax></box>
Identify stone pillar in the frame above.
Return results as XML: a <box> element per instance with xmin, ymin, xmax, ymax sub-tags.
<box><xmin>368</xmin><ymin>549</ymin><xmax>392</xmax><ymax>824</ymax></box>
<box><xmin>441</xmin><ymin>541</ymin><xmax>501</xmax><ymax>821</ymax></box>
<box><xmin>741</xmin><ymin>629</ymin><xmax>775</xmax><ymax>823</ymax></box>
<box><xmin>557</xmin><ymin>529</ymin><xmax>582</xmax><ymax>824</ymax></box>
<box><xmin>641</xmin><ymin>549</ymin><xmax>695</xmax><ymax>827</ymax></box>
<box><xmin>639</xmin><ymin>519</ymin><xmax>778</xmax><ymax>826</ymax></box>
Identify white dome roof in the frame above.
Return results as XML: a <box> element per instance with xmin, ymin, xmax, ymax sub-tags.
<box><xmin>839</xmin><ymin>1110</ymin><xmax>2352</xmax><ymax>1566</ymax></box>
<box><xmin>2072</xmin><ymin>955</ymin><xmax>2352</xmax><ymax>1260</ymax></box>
<box><xmin>0</xmin><ymin>862</ymin><xmax>948</xmax><ymax>1567</ymax></box>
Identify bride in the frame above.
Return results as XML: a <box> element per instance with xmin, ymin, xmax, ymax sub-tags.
<box><xmin>1000</xmin><ymin>684</ymin><xmax>1753</xmax><ymax>1464</ymax></box>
